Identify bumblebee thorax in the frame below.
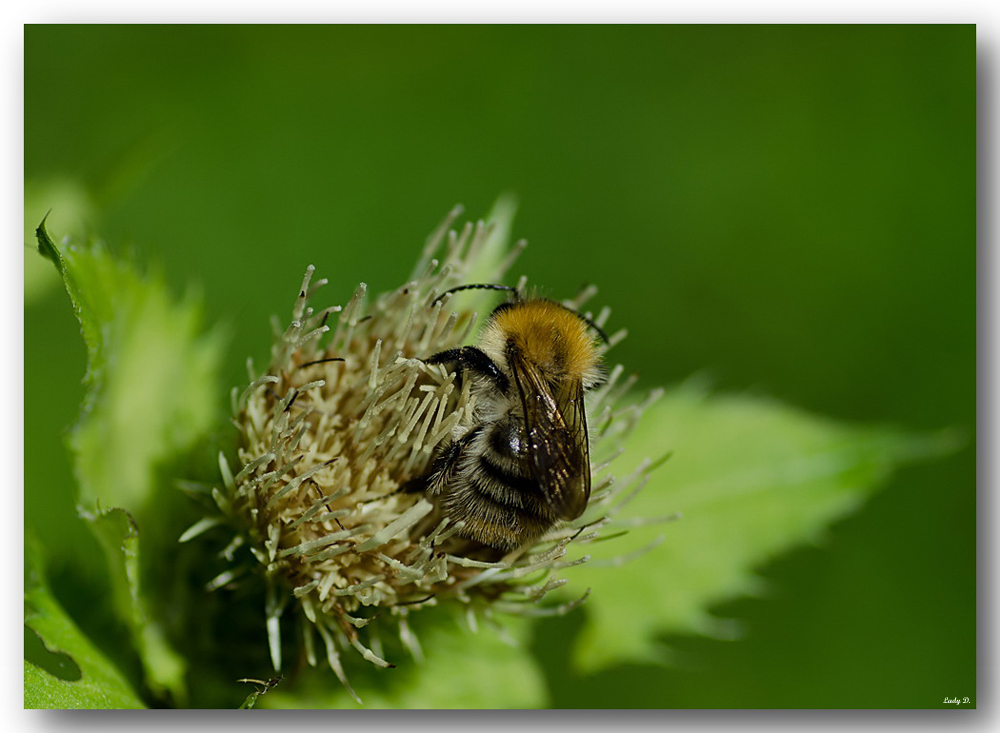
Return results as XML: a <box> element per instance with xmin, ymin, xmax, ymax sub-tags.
<box><xmin>479</xmin><ymin>299</ymin><xmax>601</xmax><ymax>383</ymax></box>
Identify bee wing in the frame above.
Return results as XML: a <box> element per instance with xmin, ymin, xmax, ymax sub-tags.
<box><xmin>508</xmin><ymin>353</ymin><xmax>591</xmax><ymax>521</ymax></box>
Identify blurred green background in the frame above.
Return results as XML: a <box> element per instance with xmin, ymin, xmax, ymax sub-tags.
<box><xmin>24</xmin><ymin>25</ymin><xmax>974</xmax><ymax>707</ymax></box>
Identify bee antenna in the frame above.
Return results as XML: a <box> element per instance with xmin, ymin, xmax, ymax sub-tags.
<box><xmin>432</xmin><ymin>283</ymin><xmax>519</xmax><ymax>306</ymax></box>
<box><xmin>574</xmin><ymin>311</ymin><xmax>610</xmax><ymax>344</ymax></box>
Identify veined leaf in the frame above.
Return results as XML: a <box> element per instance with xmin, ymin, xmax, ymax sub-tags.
<box><xmin>35</xmin><ymin>218</ymin><xmax>226</xmax><ymax>510</ymax></box>
<box><xmin>82</xmin><ymin>507</ymin><xmax>187</xmax><ymax>705</ymax></box>
<box><xmin>34</xmin><ymin>220</ymin><xmax>226</xmax><ymax>705</ymax></box>
<box><xmin>24</xmin><ymin>537</ymin><xmax>145</xmax><ymax>709</ymax></box>
<box><xmin>567</xmin><ymin>384</ymin><xmax>957</xmax><ymax>672</ymax></box>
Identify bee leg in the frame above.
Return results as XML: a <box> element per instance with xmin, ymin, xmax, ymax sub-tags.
<box><xmin>396</xmin><ymin>426</ymin><xmax>482</xmax><ymax>500</ymax></box>
<box><xmin>425</xmin><ymin>346</ymin><xmax>509</xmax><ymax>393</ymax></box>
<box><xmin>423</xmin><ymin>425</ymin><xmax>485</xmax><ymax>499</ymax></box>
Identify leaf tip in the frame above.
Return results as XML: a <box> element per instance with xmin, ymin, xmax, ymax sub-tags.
<box><xmin>35</xmin><ymin>212</ymin><xmax>64</xmax><ymax>275</ymax></box>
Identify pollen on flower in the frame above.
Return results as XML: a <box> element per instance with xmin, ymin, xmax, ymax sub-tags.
<box><xmin>194</xmin><ymin>205</ymin><xmax>664</xmax><ymax>703</ymax></box>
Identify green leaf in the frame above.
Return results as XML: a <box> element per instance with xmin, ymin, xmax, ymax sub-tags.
<box><xmin>24</xmin><ymin>538</ymin><xmax>145</xmax><ymax>709</ymax></box>
<box><xmin>24</xmin><ymin>179</ymin><xmax>94</xmax><ymax>304</ymax></box>
<box><xmin>33</xmin><ymin>220</ymin><xmax>226</xmax><ymax>705</ymax></box>
<box><xmin>261</xmin><ymin>615</ymin><xmax>546</xmax><ymax>709</ymax></box>
<box><xmin>35</xmin><ymin>218</ymin><xmax>226</xmax><ymax>511</ymax></box>
<box><xmin>568</xmin><ymin>384</ymin><xmax>958</xmax><ymax>673</ymax></box>
<box><xmin>82</xmin><ymin>507</ymin><xmax>188</xmax><ymax>705</ymax></box>
<box><xmin>239</xmin><ymin>689</ymin><xmax>262</xmax><ymax>709</ymax></box>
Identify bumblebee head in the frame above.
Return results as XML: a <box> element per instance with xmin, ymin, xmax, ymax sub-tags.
<box><xmin>433</xmin><ymin>283</ymin><xmax>610</xmax><ymax>345</ymax></box>
<box><xmin>486</xmin><ymin>298</ymin><xmax>605</xmax><ymax>387</ymax></box>
<box><xmin>435</xmin><ymin>283</ymin><xmax>607</xmax><ymax>389</ymax></box>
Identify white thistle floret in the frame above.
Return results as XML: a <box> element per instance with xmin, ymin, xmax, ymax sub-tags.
<box><xmin>196</xmin><ymin>206</ymin><xmax>664</xmax><ymax>702</ymax></box>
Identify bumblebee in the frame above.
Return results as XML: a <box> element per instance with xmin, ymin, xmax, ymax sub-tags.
<box><xmin>423</xmin><ymin>285</ymin><xmax>607</xmax><ymax>552</ymax></box>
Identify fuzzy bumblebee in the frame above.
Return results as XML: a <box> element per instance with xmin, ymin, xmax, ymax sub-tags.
<box><xmin>198</xmin><ymin>206</ymin><xmax>661</xmax><ymax>703</ymax></box>
<box><xmin>420</xmin><ymin>292</ymin><xmax>609</xmax><ymax>551</ymax></box>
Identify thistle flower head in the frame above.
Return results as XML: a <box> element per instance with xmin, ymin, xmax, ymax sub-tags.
<box><xmin>205</xmin><ymin>205</ymin><xmax>660</xmax><ymax>702</ymax></box>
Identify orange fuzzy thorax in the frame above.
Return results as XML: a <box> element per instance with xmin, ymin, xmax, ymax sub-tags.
<box><xmin>480</xmin><ymin>299</ymin><xmax>603</xmax><ymax>387</ymax></box>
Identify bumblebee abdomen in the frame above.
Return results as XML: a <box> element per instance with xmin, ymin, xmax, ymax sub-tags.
<box><xmin>476</xmin><ymin>453</ymin><xmax>542</xmax><ymax>500</ymax></box>
<box><xmin>438</xmin><ymin>425</ymin><xmax>557</xmax><ymax>551</ymax></box>
<box><xmin>442</xmin><ymin>476</ymin><xmax>556</xmax><ymax>551</ymax></box>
